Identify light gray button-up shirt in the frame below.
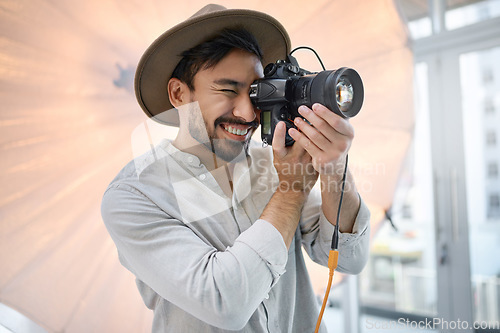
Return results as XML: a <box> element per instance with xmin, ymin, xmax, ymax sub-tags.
<box><xmin>101</xmin><ymin>139</ymin><xmax>370</xmax><ymax>332</ymax></box>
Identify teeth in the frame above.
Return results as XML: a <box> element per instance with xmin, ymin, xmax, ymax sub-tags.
<box><xmin>224</xmin><ymin>125</ymin><xmax>248</xmax><ymax>136</ymax></box>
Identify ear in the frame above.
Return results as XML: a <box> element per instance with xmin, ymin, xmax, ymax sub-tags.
<box><xmin>167</xmin><ymin>78</ymin><xmax>189</xmax><ymax>107</ymax></box>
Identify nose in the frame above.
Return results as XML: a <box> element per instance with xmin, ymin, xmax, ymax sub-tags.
<box><xmin>233</xmin><ymin>95</ymin><xmax>257</xmax><ymax>123</ymax></box>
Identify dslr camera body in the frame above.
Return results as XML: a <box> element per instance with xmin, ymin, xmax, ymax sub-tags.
<box><xmin>250</xmin><ymin>54</ymin><xmax>364</xmax><ymax>146</ymax></box>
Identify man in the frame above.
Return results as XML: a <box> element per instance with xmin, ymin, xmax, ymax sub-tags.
<box><xmin>102</xmin><ymin>4</ymin><xmax>370</xmax><ymax>332</ymax></box>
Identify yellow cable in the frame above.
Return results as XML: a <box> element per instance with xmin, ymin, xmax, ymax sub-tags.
<box><xmin>314</xmin><ymin>250</ymin><xmax>339</xmax><ymax>333</ymax></box>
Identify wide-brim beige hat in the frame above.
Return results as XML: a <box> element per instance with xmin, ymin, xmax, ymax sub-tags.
<box><xmin>134</xmin><ymin>4</ymin><xmax>291</xmax><ymax>126</ymax></box>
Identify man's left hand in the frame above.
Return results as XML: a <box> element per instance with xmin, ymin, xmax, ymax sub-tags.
<box><xmin>288</xmin><ymin>103</ymin><xmax>354</xmax><ymax>177</ymax></box>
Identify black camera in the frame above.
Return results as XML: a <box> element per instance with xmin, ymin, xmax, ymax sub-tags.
<box><xmin>249</xmin><ymin>54</ymin><xmax>363</xmax><ymax>146</ymax></box>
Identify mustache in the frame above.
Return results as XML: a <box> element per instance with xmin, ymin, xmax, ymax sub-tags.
<box><xmin>214</xmin><ymin>116</ymin><xmax>259</xmax><ymax>129</ymax></box>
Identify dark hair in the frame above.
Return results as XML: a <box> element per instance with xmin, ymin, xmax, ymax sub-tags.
<box><xmin>171</xmin><ymin>28</ymin><xmax>263</xmax><ymax>90</ymax></box>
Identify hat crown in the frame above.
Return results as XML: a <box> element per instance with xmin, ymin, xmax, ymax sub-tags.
<box><xmin>190</xmin><ymin>4</ymin><xmax>227</xmax><ymax>19</ymax></box>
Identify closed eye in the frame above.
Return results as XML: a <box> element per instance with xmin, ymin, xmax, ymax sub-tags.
<box><xmin>220</xmin><ymin>89</ymin><xmax>237</xmax><ymax>94</ymax></box>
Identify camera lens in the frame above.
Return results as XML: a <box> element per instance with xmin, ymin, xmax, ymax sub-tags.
<box><xmin>336</xmin><ymin>77</ymin><xmax>354</xmax><ymax>112</ymax></box>
<box><xmin>303</xmin><ymin>67</ymin><xmax>363</xmax><ymax>118</ymax></box>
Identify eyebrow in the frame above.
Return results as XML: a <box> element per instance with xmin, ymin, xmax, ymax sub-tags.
<box><xmin>213</xmin><ymin>78</ymin><xmax>245</xmax><ymax>89</ymax></box>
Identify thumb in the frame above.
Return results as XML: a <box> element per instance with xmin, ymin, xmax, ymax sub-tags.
<box><xmin>272</xmin><ymin>121</ymin><xmax>287</xmax><ymax>159</ymax></box>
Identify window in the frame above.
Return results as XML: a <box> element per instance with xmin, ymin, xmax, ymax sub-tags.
<box><xmin>487</xmin><ymin>162</ymin><xmax>499</xmax><ymax>178</ymax></box>
<box><xmin>397</xmin><ymin>0</ymin><xmax>500</xmax><ymax>40</ymax></box>
<box><xmin>402</xmin><ymin>203</ymin><xmax>413</xmax><ymax>219</ymax></box>
<box><xmin>396</xmin><ymin>0</ymin><xmax>433</xmax><ymax>39</ymax></box>
<box><xmin>487</xmin><ymin>193</ymin><xmax>500</xmax><ymax>218</ymax></box>
<box><xmin>486</xmin><ymin>130</ymin><xmax>497</xmax><ymax>146</ymax></box>
<box><xmin>482</xmin><ymin>68</ymin><xmax>494</xmax><ymax>84</ymax></box>
<box><xmin>461</xmin><ymin>45</ymin><xmax>500</xmax><ymax>324</ymax></box>
<box><xmin>359</xmin><ymin>62</ymin><xmax>438</xmax><ymax>319</ymax></box>
<box><xmin>484</xmin><ymin>99</ymin><xmax>495</xmax><ymax>114</ymax></box>
<box><xmin>445</xmin><ymin>0</ymin><xmax>500</xmax><ymax>30</ymax></box>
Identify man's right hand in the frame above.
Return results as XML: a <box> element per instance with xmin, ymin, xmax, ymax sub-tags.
<box><xmin>271</xmin><ymin>121</ymin><xmax>319</xmax><ymax>193</ymax></box>
<box><xmin>259</xmin><ymin>121</ymin><xmax>319</xmax><ymax>249</ymax></box>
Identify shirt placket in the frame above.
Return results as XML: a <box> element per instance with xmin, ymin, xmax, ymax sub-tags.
<box><xmin>263</xmin><ymin>292</ymin><xmax>280</xmax><ymax>333</ymax></box>
<box><xmin>231</xmin><ymin>163</ymin><xmax>253</xmax><ymax>232</ymax></box>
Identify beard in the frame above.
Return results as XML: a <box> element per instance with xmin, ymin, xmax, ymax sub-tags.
<box><xmin>187</xmin><ymin>101</ymin><xmax>257</xmax><ymax>162</ymax></box>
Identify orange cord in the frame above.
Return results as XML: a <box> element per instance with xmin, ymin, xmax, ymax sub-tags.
<box><xmin>314</xmin><ymin>250</ymin><xmax>339</xmax><ymax>333</ymax></box>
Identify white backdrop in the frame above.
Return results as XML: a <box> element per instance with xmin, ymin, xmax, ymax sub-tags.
<box><xmin>0</xmin><ymin>0</ymin><xmax>413</xmax><ymax>331</ymax></box>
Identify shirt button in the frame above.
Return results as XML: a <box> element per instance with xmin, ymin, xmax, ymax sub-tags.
<box><xmin>199</xmin><ymin>174</ymin><xmax>206</xmax><ymax>181</ymax></box>
<box><xmin>187</xmin><ymin>157</ymin><xmax>194</xmax><ymax>164</ymax></box>
<box><xmin>264</xmin><ymin>294</ymin><xmax>269</xmax><ymax>299</ymax></box>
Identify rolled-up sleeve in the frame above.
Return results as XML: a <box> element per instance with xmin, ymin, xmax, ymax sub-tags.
<box><xmin>236</xmin><ymin>219</ymin><xmax>288</xmax><ymax>286</ymax></box>
<box><xmin>101</xmin><ymin>184</ymin><xmax>288</xmax><ymax>331</ymax></box>
<box><xmin>300</xmin><ymin>190</ymin><xmax>371</xmax><ymax>274</ymax></box>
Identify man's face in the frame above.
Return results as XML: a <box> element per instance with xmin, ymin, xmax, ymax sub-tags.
<box><xmin>185</xmin><ymin>49</ymin><xmax>264</xmax><ymax>162</ymax></box>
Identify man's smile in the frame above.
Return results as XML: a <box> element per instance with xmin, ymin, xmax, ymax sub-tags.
<box><xmin>221</xmin><ymin>124</ymin><xmax>250</xmax><ymax>136</ymax></box>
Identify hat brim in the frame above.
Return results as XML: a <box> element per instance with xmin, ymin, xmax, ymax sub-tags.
<box><xmin>134</xmin><ymin>8</ymin><xmax>291</xmax><ymax>127</ymax></box>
